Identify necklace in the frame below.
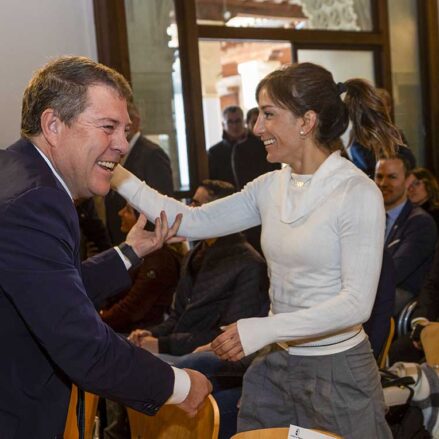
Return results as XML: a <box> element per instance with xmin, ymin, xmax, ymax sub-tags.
<box><xmin>290</xmin><ymin>172</ymin><xmax>312</xmax><ymax>188</ymax></box>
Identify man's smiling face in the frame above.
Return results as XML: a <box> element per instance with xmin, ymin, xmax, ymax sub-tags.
<box><xmin>51</xmin><ymin>84</ymin><xmax>131</xmax><ymax>199</ymax></box>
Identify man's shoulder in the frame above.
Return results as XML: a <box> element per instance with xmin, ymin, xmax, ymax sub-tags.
<box><xmin>398</xmin><ymin>202</ymin><xmax>437</xmax><ymax>237</ymax></box>
<box><xmin>208</xmin><ymin>139</ymin><xmax>227</xmax><ymax>154</ymax></box>
<box><xmin>134</xmin><ymin>135</ymin><xmax>165</xmax><ymax>155</ymax></box>
<box><xmin>0</xmin><ymin>141</ymin><xmax>60</xmax><ymax>204</ymax></box>
<box><xmin>128</xmin><ymin>136</ymin><xmax>171</xmax><ymax>170</ymax></box>
<box><xmin>406</xmin><ymin>203</ymin><xmax>436</xmax><ymax>225</ymax></box>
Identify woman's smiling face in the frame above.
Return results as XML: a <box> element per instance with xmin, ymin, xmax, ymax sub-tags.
<box><xmin>254</xmin><ymin>87</ymin><xmax>305</xmax><ymax>166</ymax></box>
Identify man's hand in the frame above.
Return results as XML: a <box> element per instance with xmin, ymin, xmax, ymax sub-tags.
<box><xmin>126</xmin><ymin>211</ymin><xmax>183</xmax><ymax>258</ymax></box>
<box><xmin>140</xmin><ymin>336</ymin><xmax>159</xmax><ymax>353</ymax></box>
<box><xmin>177</xmin><ymin>369</ymin><xmax>213</xmax><ymax>417</ymax></box>
<box><xmin>211</xmin><ymin>323</ymin><xmax>245</xmax><ymax>361</ymax></box>
<box><xmin>128</xmin><ymin>329</ymin><xmax>152</xmax><ymax>346</ymax></box>
<box><xmin>128</xmin><ymin>330</ymin><xmax>158</xmax><ymax>353</ymax></box>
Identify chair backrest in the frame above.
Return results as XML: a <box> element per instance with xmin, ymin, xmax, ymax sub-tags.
<box><xmin>421</xmin><ymin>322</ymin><xmax>439</xmax><ymax>366</ymax></box>
<box><xmin>127</xmin><ymin>394</ymin><xmax>220</xmax><ymax>439</ymax></box>
<box><xmin>63</xmin><ymin>385</ymin><xmax>99</xmax><ymax>439</ymax></box>
<box><xmin>231</xmin><ymin>427</ymin><xmax>342</xmax><ymax>438</ymax></box>
<box><xmin>397</xmin><ymin>299</ymin><xmax>418</xmax><ymax>337</ymax></box>
<box><xmin>378</xmin><ymin>316</ymin><xmax>395</xmax><ymax>368</ymax></box>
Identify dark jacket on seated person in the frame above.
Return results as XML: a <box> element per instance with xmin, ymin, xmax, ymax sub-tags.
<box><xmin>101</xmin><ymin>245</ymin><xmax>181</xmax><ymax>333</ymax></box>
<box><xmin>150</xmin><ymin>233</ymin><xmax>270</xmax><ymax>355</ymax></box>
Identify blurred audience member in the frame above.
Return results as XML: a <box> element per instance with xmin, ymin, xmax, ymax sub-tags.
<box><xmin>208</xmin><ymin>105</ymin><xmax>280</xmax><ymax>189</ymax></box>
<box><xmin>100</xmin><ymin>204</ymin><xmax>181</xmax><ymax>333</ymax></box>
<box><xmin>407</xmin><ymin>167</ymin><xmax>439</xmax><ymax>229</ymax></box>
<box><xmin>208</xmin><ymin>105</ymin><xmax>279</xmax><ymax>253</ymax></box>
<box><xmin>105</xmin><ymin>101</ymin><xmax>173</xmax><ymax>245</ymax></box>
<box><xmin>245</xmin><ymin>107</ymin><xmax>259</xmax><ymax>133</ymax></box>
<box><xmin>375</xmin><ymin>156</ymin><xmax>437</xmax><ymax>314</ymax></box>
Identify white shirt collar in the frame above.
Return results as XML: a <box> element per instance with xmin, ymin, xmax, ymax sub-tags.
<box><xmin>32</xmin><ymin>143</ymin><xmax>73</xmax><ymax>200</ymax></box>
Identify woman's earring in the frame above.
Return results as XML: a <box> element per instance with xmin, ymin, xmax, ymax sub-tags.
<box><xmin>299</xmin><ymin>130</ymin><xmax>305</xmax><ymax>136</ymax></box>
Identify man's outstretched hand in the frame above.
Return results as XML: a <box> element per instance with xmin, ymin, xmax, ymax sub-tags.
<box><xmin>126</xmin><ymin>211</ymin><xmax>183</xmax><ymax>258</ymax></box>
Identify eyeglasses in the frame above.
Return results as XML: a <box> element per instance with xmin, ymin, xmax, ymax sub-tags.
<box><xmin>225</xmin><ymin>118</ymin><xmax>243</xmax><ymax>125</ymax></box>
<box><xmin>408</xmin><ymin>179</ymin><xmax>424</xmax><ymax>190</ymax></box>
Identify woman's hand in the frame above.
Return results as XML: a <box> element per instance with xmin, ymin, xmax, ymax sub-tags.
<box><xmin>211</xmin><ymin>323</ymin><xmax>245</xmax><ymax>361</ymax></box>
<box><xmin>193</xmin><ymin>342</ymin><xmax>212</xmax><ymax>353</ymax></box>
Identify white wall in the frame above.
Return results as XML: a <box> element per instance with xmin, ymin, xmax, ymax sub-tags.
<box><xmin>0</xmin><ymin>0</ymin><xmax>97</xmax><ymax>148</ymax></box>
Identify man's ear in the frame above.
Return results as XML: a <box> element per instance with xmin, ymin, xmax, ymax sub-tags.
<box><xmin>300</xmin><ymin>110</ymin><xmax>318</xmax><ymax>136</ymax></box>
<box><xmin>40</xmin><ymin>109</ymin><xmax>61</xmax><ymax>145</ymax></box>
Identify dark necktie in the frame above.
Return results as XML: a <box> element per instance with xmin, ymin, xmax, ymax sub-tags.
<box><xmin>385</xmin><ymin>213</ymin><xmax>391</xmax><ymax>241</ymax></box>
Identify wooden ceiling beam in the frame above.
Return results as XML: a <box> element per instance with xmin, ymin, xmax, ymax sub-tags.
<box><xmin>196</xmin><ymin>0</ymin><xmax>305</xmax><ymax>21</ymax></box>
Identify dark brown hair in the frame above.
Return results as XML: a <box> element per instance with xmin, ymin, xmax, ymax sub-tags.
<box><xmin>256</xmin><ymin>62</ymin><xmax>401</xmax><ymax>157</ymax></box>
<box><xmin>21</xmin><ymin>56</ymin><xmax>132</xmax><ymax>138</ymax></box>
<box><xmin>200</xmin><ymin>179</ymin><xmax>236</xmax><ymax>200</ymax></box>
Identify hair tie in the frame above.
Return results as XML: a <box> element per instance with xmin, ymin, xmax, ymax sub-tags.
<box><xmin>336</xmin><ymin>82</ymin><xmax>347</xmax><ymax>96</ymax></box>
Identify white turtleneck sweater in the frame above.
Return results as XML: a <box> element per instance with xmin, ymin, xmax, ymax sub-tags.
<box><xmin>113</xmin><ymin>151</ymin><xmax>385</xmax><ymax>356</ymax></box>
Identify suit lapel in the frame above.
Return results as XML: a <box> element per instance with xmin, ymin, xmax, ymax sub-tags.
<box><xmin>385</xmin><ymin>200</ymin><xmax>412</xmax><ymax>248</ymax></box>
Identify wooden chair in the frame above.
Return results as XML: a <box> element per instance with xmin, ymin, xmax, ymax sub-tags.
<box><xmin>378</xmin><ymin>316</ymin><xmax>395</xmax><ymax>368</ymax></box>
<box><xmin>231</xmin><ymin>427</ymin><xmax>342</xmax><ymax>438</ymax></box>
<box><xmin>127</xmin><ymin>394</ymin><xmax>220</xmax><ymax>439</ymax></box>
<box><xmin>421</xmin><ymin>322</ymin><xmax>439</xmax><ymax>366</ymax></box>
<box><xmin>63</xmin><ymin>385</ymin><xmax>99</xmax><ymax>439</ymax></box>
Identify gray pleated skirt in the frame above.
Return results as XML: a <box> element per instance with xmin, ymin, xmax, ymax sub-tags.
<box><xmin>238</xmin><ymin>339</ymin><xmax>392</xmax><ymax>439</ymax></box>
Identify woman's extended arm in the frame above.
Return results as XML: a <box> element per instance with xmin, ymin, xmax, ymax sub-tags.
<box><xmin>112</xmin><ymin>165</ymin><xmax>262</xmax><ymax>240</ymax></box>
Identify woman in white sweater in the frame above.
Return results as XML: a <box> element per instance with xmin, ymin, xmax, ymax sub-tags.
<box><xmin>112</xmin><ymin>63</ymin><xmax>401</xmax><ymax>438</ymax></box>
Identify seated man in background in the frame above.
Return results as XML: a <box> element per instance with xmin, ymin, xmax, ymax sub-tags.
<box><xmin>100</xmin><ymin>203</ymin><xmax>182</xmax><ymax>333</ymax></box>
<box><xmin>375</xmin><ymin>154</ymin><xmax>437</xmax><ymax>314</ymax></box>
<box><xmin>129</xmin><ymin>179</ymin><xmax>270</xmax><ymax>357</ymax></box>
<box><xmin>389</xmin><ymin>240</ymin><xmax>439</xmax><ymax>365</ymax></box>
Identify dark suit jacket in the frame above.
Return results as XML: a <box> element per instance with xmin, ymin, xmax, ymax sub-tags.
<box><xmin>363</xmin><ymin>250</ymin><xmax>396</xmax><ymax>358</ymax></box>
<box><xmin>150</xmin><ymin>234</ymin><xmax>270</xmax><ymax>355</ymax></box>
<box><xmin>0</xmin><ymin>139</ymin><xmax>174</xmax><ymax>438</ymax></box>
<box><xmin>412</xmin><ymin>240</ymin><xmax>439</xmax><ymax>322</ymax></box>
<box><xmin>385</xmin><ymin>200</ymin><xmax>437</xmax><ymax>295</ymax></box>
<box><xmin>105</xmin><ymin>135</ymin><xmax>173</xmax><ymax>245</ymax></box>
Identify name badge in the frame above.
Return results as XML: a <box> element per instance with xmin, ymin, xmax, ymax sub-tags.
<box><xmin>288</xmin><ymin>425</ymin><xmax>338</xmax><ymax>438</ymax></box>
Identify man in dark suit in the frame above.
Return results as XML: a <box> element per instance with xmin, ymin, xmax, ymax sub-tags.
<box><xmin>0</xmin><ymin>56</ymin><xmax>211</xmax><ymax>439</ymax></box>
<box><xmin>105</xmin><ymin>101</ymin><xmax>174</xmax><ymax>245</ymax></box>
<box><xmin>375</xmin><ymin>156</ymin><xmax>437</xmax><ymax>314</ymax></box>
<box><xmin>129</xmin><ymin>179</ymin><xmax>270</xmax><ymax>357</ymax></box>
